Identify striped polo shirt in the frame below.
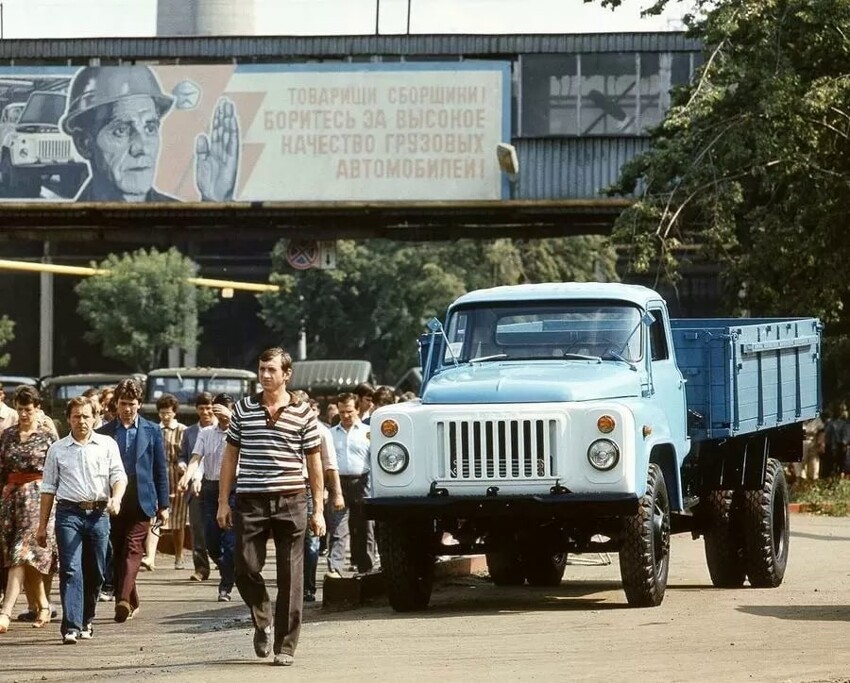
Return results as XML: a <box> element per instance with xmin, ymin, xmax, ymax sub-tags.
<box><xmin>226</xmin><ymin>392</ymin><xmax>321</xmax><ymax>495</ymax></box>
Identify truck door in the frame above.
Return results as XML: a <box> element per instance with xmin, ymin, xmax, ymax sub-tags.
<box><xmin>647</xmin><ymin>304</ymin><xmax>688</xmax><ymax>457</ymax></box>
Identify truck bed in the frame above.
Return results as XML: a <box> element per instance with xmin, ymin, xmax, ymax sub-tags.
<box><xmin>670</xmin><ymin>318</ymin><xmax>821</xmax><ymax>440</ymax></box>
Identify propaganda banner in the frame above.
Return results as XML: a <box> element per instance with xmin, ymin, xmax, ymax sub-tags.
<box><xmin>0</xmin><ymin>62</ymin><xmax>510</xmax><ymax>203</ymax></box>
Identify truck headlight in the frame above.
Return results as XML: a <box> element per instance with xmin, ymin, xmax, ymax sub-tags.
<box><xmin>587</xmin><ymin>439</ymin><xmax>619</xmax><ymax>471</ymax></box>
<box><xmin>377</xmin><ymin>442</ymin><xmax>409</xmax><ymax>474</ymax></box>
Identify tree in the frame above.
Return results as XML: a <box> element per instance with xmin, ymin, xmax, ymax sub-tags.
<box><xmin>0</xmin><ymin>316</ymin><xmax>14</xmax><ymax>369</ymax></box>
<box><xmin>76</xmin><ymin>247</ymin><xmax>216</xmax><ymax>372</ymax></box>
<box><xmin>260</xmin><ymin>236</ymin><xmax>617</xmax><ymax>382</ymax></box>
<box><xmin>606</xmin><ymin>0</ymin><xmax>850</xmax><ymax>400</ymax></box>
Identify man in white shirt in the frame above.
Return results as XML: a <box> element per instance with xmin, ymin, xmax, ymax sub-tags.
<box><xmin>178</xmin><ymin>394</ymin><xmax>236</xmax><ymax>602</ymax></box>
<box><xmin>0</xmin><ymin>383</ymin><xmax>18</xmax><ymax>432</ymax></box>
<box><xmin>327</xmin><ymin>392</ymin><xmax>374</xmax><ymax>576</ymax></box>
<box><xmin>37</xmin><ymin>396</ymin><xmax>127</xmax><ymax>644</ymax></box>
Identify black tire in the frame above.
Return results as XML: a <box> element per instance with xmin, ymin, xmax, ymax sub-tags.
<box><xmin>486</xmin><ymin>550</ymin><xmax>525</xmax><ymax>586</ymax></box>
<box><xmin>524</xmin><ymin>552</ymin><xmax>568</xmax><ymax>587</ymax></box>
<box><xmin>743</xmin><ymin>458</ymin><xmax>790</xmax><ymax>588</ymax></box>
<box><xmin>703</xmin><ymin>489</ymin><xmax>747</xmax><ymax>587</ymax></box>
<box><xmin>376</xmin><ymin>520</ymin><xmax>435</xmax><ymax>612</ymax></box>
<box><xmin>619</xmin><ymin>463</ymin><xmax>670</xmax><ymax>607</ymax></box>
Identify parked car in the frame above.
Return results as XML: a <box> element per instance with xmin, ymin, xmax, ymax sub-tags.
<box><xmin>0</xmin><ymin>374</ymin><xmax>40</xmax><ymax>397</ymax></box>
<box><xmin>0</xmin><ymin>90</ymin><xmax>87</xmax><ymax>197</ymax></box>
<box><xmin>288</xmin><ymin>359</ymin><xmax>375</xmax><ymax>400</ymax></box>
<box><xmin>141</xmin><ymin>367</ymin><xmax>258</xmax><ymax>424</ymax></box>
<box><xmin>41</xmin><ymin>372</ymin><xmax>145</xmax><ymax>435</ymax></box>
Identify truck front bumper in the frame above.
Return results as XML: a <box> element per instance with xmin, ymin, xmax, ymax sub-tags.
<box><xmin>362</xmin><ymin>492</ymin><xmax>639</xmax><ymax>521</ymax></box>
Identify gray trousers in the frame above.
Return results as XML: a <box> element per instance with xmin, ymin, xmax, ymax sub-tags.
<box><xmin>327</xmin><ymin>473</ymin><xmax>375</xmax><ymax>574</ymax></box>
<box><xmin>234</xmin><ymin>490</ymin><xmax>306</xmax><ymax>657</ymax></box>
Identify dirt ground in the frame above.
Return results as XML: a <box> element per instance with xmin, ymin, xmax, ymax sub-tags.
<box><xmin>0</xmin><ymin>513</ymin><xmax>848</xmax><ymax>683</ymax></box>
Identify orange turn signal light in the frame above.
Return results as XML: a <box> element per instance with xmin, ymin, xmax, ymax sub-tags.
<box><xmin>380</xmin><ymin>419</ymin><xmax>399</xmax><ymax>438</ymax></box>
<box><xmin>597</xmin><ymin>415</ymin><xmax>616</xmax><ymax>433</ymax></box>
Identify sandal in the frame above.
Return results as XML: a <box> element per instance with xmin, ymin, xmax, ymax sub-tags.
<box><xmin>0</xmin><ymin>613</ymin><xmax>10</xmax><ymax>634</ymax></box>
<box><xmin>32</xmin><ymin>607</ymin><xmax>51</xmax><ymax>629</ymax></box>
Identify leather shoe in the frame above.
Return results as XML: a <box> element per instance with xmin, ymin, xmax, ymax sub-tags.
<box><xmin>114</xmin><ymin>600</ymin><xmax>132</xmax><ymax>623</ymax></box>
<box><xmin>253</xmin><ymin>626</ymin><xmax>271</xmax><ymax>658</ymax></box>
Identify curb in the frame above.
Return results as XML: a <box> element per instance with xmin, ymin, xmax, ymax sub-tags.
<box><xmin>788</xmin><ymin>503</ymin><xmax>810</xmax><ymax>514</ymax></box>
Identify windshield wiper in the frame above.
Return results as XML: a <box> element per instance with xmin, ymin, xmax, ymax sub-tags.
<box><xmin>600</xmin><ymin>349</ymin><xmax>637</xmax><ymax>369</ymax></box>
<box><xmin>561</xmin><ymin>352</ymin><xmax>601</xmax><ymax>362</ymax></box>
<box><xmin>468</xmin><ymin>353</ymin><xmax>509</xmax><ymax>364</ymax></box>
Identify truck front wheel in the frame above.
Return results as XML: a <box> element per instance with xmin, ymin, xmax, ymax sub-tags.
<box><xmin>743</xmin><ymin>458</ymin><xmax>789</xmax><ymax>587</ymax></box>
<box><xmin>703</xmin><ymin>490</ymin><xmax>746</xmax><ymax>587</ymax></box>
<box><xmin>377</xmin><ymin>520</ymin><xmax>436</xmax><ymax>612</ymax></box>
<box><xmin>619</xmin><ymin>463</ymin><xmax>670</xmax><ymax>607</ymax></box>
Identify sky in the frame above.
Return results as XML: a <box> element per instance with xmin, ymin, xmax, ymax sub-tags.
<box><xmin>0</xmin><ymin>0</ymin><xmax>692</xmax><ymax>39</ymax></box>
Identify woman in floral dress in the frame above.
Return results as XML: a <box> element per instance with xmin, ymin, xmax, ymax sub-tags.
<box><xmin>0</xmin><ymin>386</ymin><xmax>58</xmax><ymax>633</ymax></box>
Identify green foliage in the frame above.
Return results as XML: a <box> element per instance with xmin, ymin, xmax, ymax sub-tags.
<box><xmin>76</xmin><ymin>247</ymin><xmax>216</xmax><ymax>372</ymax></box>
<box><xmin>0</xmin><ymin>315</ymin><xmax>14</xmax><ymax>369</ymax></box>
<box><xmin>608</xmin><ymin>0</ymin><xmax>850</xmax><ymax>400</ymax></box>
<box><xmin>790</xmin><ymin>478</ymin><xmax>850</xmax><ymax>517</ymax></box>
<box><xmin>259</xmin><ymin>237</ymin><xmax>617</xmax><ymax>382</ymax></box>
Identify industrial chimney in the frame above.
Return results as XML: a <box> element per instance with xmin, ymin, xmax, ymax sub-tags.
<box><xmin>157</xmin><ymin>0</ymin><xmax>255</xmax><ymax>36</ymax></box>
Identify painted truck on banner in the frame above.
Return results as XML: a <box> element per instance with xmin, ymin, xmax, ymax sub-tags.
<box><xmin>363</xmin><ymin>282</ymin><xmax>822</xmax><ymax>611</ymax></box>
<box><xmin>0</xmin><ymin>62</ymin><xmax>509</xmax><ymax>202</ymax></box>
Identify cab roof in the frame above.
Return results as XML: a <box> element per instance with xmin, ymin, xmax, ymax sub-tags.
<box><xmin>450</xmin><ymin>282</ymin><xmax>663</xmax><ymax>309</ymax></box>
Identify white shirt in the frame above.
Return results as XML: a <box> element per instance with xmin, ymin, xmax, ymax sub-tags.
<box><xmin>42</xmin><ymin>432</ymin><xmax>127</xmax><ymax>502</ymax></box>
<box><xmin>0</xmin><ymin>402</ymin><xmax>17</xmax><ymax>432</ymax></box>
<box><xmin>303</xmin><ymin>422</ymin><xmax>339</xmax><ymax>477</ymax></box>
<box><xmin>193</xmin><ymin>424</ymin><xmax>229</xmax><ymax>481</ymax></box>
<box><xmin>331</xmin><ymin>421</ymin><xmax>370</xmax><ymax>476</ymax></box>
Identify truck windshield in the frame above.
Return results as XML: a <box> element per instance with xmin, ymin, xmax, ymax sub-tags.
<box><xmin>19</xmin><ymin>93</ymin><xmax>66</xmax><ymax>125</ymax></box>
<box><xmin>443</xmin><ymin>302</ymin><xmax>644</xmax><ymax>364</ymax></box>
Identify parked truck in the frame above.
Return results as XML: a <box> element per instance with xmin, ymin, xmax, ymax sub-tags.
<box><xmin>363</xmin><ymin>283</ymin><xmax>821</xmax><ymax>611</ymax></box>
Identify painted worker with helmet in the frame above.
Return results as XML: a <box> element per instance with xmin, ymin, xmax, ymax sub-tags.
<box><xmin>61</xmin><ymin>65</ymin><xmax>239</xmax><ymax>203</ymax></box>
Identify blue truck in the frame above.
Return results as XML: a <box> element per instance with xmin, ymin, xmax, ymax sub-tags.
<box><xmin>363</xmin><ymin>282</ymin><xmax>822</xmax><ymax>611</ymax></box>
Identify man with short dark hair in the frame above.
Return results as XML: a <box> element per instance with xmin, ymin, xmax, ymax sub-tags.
<box><xmin>179</xmin><ymin>393</ymin><xmax>237</xmax><ymax>602</ymax></box>
<box><xmin>37</xmin><ymin>396</ymin><xmax>126</xmax><ymax>644</ymax></box>
<box><xmin>96</xmin><ymin>377</ymin><xmax>169</xmax><ymax>623</ymax></box>
<box><xmin>179</xmin><ymin>392</ymin><xmax>215</xmax><ymax>582</ymax></box>
<box><xmin>217</xmin><ymin>347</ymin><xmax>324</xmax><ymax>667</ymax></box>
<box><xmin>327</xmin><ymin>392</ymin><xmax>374</xmax><ymax>577</ymax></box>
<box><xmin>353</xmin><ymin>382</ymin><xmax>375</xmax><ymax>421</ymax></box>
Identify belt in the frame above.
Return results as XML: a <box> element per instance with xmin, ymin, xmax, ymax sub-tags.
<box><xmin>340</xmin><ymin>473</ymin><xmax>368</xmax><ymax>480</ymax></box>
<box><xmin>6</xmin><ymin>471</ymin><xmax>42</xmax><ymax>485</ymax></box>
<box><xmin>57</xmin><ymin>499</ymin><xmax>108</xmax><ymax>511</ymax></box>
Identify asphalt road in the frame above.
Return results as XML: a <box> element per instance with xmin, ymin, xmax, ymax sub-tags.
<box><xmin>1</xmin><ymin>513</ymin><xmax>848</xmax><ymax>683</ymax></box>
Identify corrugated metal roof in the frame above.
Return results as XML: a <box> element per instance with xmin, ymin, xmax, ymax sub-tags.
<box><xmin>289</xmin><ymin>360</ymin><xmax>375</xmax><ymax>395</ymax></box>
<box><xmin>0</xmin><ymin>32</ymin><xmax>700</xmax><ymax>62</ymax></box>
<box><xmin>515</xmin><ymin>137</ymin><xmax>651</xmax><ymax>199</ymax></box>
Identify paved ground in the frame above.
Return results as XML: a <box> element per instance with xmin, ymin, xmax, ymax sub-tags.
<box><xmin>1</xmin><ymin>513</ymin><xmax>848</xmax><ymax>683</ymax></box>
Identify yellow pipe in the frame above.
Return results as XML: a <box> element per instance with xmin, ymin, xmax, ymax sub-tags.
<box><xmin>0</xmin><ymin>258</ymin><xmax>279</xmax><ymax>293</ymax></box>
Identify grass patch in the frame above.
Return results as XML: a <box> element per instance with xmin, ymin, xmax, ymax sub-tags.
<box><xmin>789</xmin><ymin>478</ymin><xmax>850</xmax><ymax>517</ymax></box>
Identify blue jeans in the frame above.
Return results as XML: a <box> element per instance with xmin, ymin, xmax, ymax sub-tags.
<box><xmin>303</xmin><ymin>489</ymin><xmax>320</xmax><ymax>596</ymax></box>
<box><xmin>202</xmin><ymin>481</ymin><xmax>235</xmax><ymax>593</ymax></box>
<box><xmin>55</xmin><ymin>505</ymin><xmax>110</xmax><ymax>634</ymax></box>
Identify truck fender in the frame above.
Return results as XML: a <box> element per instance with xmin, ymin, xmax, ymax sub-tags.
<box><xmin>646</xmin><ymin>441</ymin><xmax>683</xmax><ymax>512</ymax></box>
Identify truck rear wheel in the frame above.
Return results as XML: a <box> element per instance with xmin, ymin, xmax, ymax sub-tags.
<box><xmin>524</xmin><ymin>552</ymin><xmax>568</xmax><ymax>587</ymax></box>
<box><xmin>376</xmin><ymin>520</ymin><xmax>435</xmax><ymax>612</ymax></box>
<box><xmin>486</xmin><ymin>551</ymin><xmax>525</xmax><ymax>586</ymax></box>
<box><xmin>703</xmin><ymin>490</ymin><xmax>746</xmax><ymax>587</ymax></box>
<box><xmin>743</xmin><ymin>458</ymin><xmax>789</xmax><ymax>587</ymax></box>
<box><xmin>619</xmin><ymin>464</ymin><xmax>670</xmax><ymax>607</ymax></box>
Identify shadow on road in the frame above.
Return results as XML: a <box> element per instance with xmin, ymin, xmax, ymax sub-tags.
<box><xmin>790</xmin><ymin>531</ymin><xmax>850</xmax><ymax>543</ymax></box>
<box><xmin>737</xmin><ymin>605</ymin><xmax>850</xmax><ymax>622</ymax></box>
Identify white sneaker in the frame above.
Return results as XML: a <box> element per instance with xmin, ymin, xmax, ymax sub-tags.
<box><xmin>79</xmin><ymin>624</ymin><xmax>93</xmax><ymax>640</ymax></box>
<box><xmin>63</xmin><ymin>630</ymin><xmax>79</xmax><ymax>645</ymax></box>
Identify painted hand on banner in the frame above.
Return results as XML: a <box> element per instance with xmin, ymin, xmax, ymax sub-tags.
<box><xmin>195</xmin><ymin>97</ymin><xmax>240</xmax><ymax>201</ymax></box>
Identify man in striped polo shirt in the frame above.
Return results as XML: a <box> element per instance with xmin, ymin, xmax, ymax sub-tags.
<box><xmin>216</xmin><ymin>347</ymin><xmax>325</xmax><ymax>668</ymax></box>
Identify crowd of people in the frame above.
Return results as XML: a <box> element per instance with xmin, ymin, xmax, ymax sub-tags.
<box><xmin>0</xmin><ymin>353</ymin><xmax>410</xmax><ymax>665</ymax></box>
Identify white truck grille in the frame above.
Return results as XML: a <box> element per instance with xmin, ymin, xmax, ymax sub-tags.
<box><xmin>39</xmin><ymin>139</ymin><xmax>70</xmax><ymax>161</ymax></box>
<box><xmin>436</xmin><ymin>418</ymin><xmax>558</xmax><ymax>480</ymax></box>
